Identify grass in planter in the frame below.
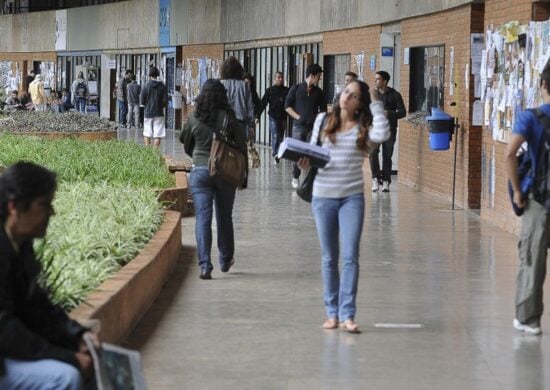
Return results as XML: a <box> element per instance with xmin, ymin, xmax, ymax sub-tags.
<box><xmin>35</xmin><ymin>182</ymin><xmax>165</xmax><ymax>310</ymax></box>
<box><xmin>0</xmin><ymin>133</ymin><xmax>174</xmax><ymax>188</ymax></box>
<box><xmin>0</xmin><ymin>134</ymin><xmax>176</xmax><ymax>310</ymax></box>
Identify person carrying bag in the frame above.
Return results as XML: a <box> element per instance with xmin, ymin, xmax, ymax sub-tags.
<box><xmin>180</xmin><ymin>79</ymin><xmax>247</xmax><ymax>280</ymax></box>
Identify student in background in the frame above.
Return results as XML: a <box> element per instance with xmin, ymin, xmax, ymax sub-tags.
<box><xmin>257</xmin><ymin>71</ymin><xmax>289</xmax><ymax>164</ymax></box>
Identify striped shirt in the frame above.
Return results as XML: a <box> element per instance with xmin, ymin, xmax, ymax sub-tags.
<box><xmin>311</xmin><ymin>101</ymin><xmax>389</xmax><ymax>198</ymax></box>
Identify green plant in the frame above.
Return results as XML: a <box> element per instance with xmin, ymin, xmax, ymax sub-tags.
<box><xmin>36</xmin><ymin>182</ymin><xmax>164</xmax><ymax>310</ymax></box>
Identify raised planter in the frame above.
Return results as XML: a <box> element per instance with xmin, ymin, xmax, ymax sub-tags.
<box><xmin>10</xmin><ymin>130</ymin><xmax>117</xmax><ymax>141</ymax></box>
<box><xmin>158</xmin><ymin>171</ymin><xmax>188</xmax><ymax>214</ymax></box>
<box><xmin>70</xmin><ymin>210</ymin><xmax>182</xmax><ymax>343</ymax></box>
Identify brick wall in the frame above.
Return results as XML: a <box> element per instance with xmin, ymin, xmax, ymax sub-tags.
<box><xmin>323</xmin><ymin>25</ymin><xmax>381</xmax><ymax>83</ymax></box>
<box><xmin>399</xmin><ymin>5</ymin><xmax>483</xmax><ymax>209</ymax></box>
<box><xmin>181</xmin><ymin>43</ymin><xmax>224</xmax><ymax>60</ymax></box>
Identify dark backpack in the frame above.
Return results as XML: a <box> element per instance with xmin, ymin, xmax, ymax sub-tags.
<box><xmin>75</xmin><ymin>81</ymin><xmax>87</xmax><ymax>97</ymax></box>
<box><xmin>508</xmin><ymin>108</ymin><xmax>550</xmax><ymax>216</ymax></box>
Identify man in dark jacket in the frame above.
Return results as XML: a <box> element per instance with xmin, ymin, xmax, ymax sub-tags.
<box><xmin>0</xmin><ymin>162</ymin><xmax>98</xmax><ymax>389</ymax></box>
<box><xmin>127</xmin><ymin>74</ymin><xmax>141</xmax><ymax>128</ymax></box>
<box><xmin>257</xmin><ymin>71</ymin><xmax>289</xmax><ymax>163</ymax></box>
<box><xmin>140</xmin><ymin>66</ymin><xmax>168</xmax><ymax>148</ymax></box>
<box><xmin>370</xmin><ymin>70</ymin><xmax>406</xmax><ymax>192</ymax></box>
<box><xmin>285</xmin><ymin>64</ymin><xmax>327</xmax><ymax>188</ymax></box>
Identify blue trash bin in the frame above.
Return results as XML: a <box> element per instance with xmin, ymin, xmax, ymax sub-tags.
<box><xmin>426</xmin><ymin>108</ymin><xmax>453</xmax><ymax>151</ymax></box>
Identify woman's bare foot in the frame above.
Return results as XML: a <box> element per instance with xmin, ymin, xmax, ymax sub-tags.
<box><xmin>340</xmin><ymin>319</ymin><xmax>360</xmax><ymax>333</ymax></box>
<box><xmin>322</xmin><ymin>318</ymin><xmax>339</xmax><ymax>329</ymax></box>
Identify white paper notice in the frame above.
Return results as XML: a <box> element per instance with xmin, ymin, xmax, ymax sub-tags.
<box><xmin>472</xmin><ymin>100</ymin><xmax>483</xmax><ymax>126</ymax></box>
<box><xmin>474</xmin><ymin>74</ymin><xmax>481</xmax><ymax>98</ymax></box>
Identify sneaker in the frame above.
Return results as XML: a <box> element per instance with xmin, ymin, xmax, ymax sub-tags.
<box><xmin>199</xmin><ymin>269</ymin><xmax>212</xmax><ymax>280</ymax></box>
<box><xmin>513</xmin><ymin>318</ymin><xmax>542</xmax><ymax>335</ymax></box>
<box><xmin>382</xmin><ymin>181</ymin><xmax>390</xmax><ymax>192</ymax></box>
<box><xmin>273</xmin><ymin>156</ymin><xmax>280</xmax><ymax>164</ymax></box>
<box><xmin>220</xmin><ymin>258</ymin><xmax>234</xmax><ymax>273</ymax></box>
<box><xmin>292</xmin><ymin>178</ymin><xmax>299</xmax><ymax>189</ymax></box>
<box><xmin>372</xmin><ymin>179</ymin><xmax>379</xmax><ymax>192</ymax></box>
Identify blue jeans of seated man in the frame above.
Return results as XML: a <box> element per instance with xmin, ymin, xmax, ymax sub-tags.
<box><xmin>269</xmin><ymin>117</ymin><xmax>286</xmax><ymax>157</ymax></box>
<box><xmin>291</xmin><ymin>123</ymin><xmax>311</xmax><ymax>179</ymax></box>
<box><xmin>0</xmin><ymin>358</ymin><xmax>82</xmax><ymax>390</ymax></box>
<box><xmin>189</xmin><ymin>166</ymin><xmax>237</xmax><ymax>272</ymax></box>
<box><xmin>312</xmin><ymin>193</ymin><xmax>364</xmax><ymax>321</ymax></box>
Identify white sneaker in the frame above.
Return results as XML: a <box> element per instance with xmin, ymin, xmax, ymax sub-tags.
<box><xmin>513</xmin><ymin>318</ymin><xmax>542</xmax><ymax>335</ymax></box>
<box><xmin>382</xmin><ymin>181</ymin><xmax>390</xmax><ymax>192</ymax></box>
<box><xmin>371</xmin><ymin>179</ymin><xmax>379</xmax><ymax>192</ymax></box>
<box><xmin>292</xmin><ymin>178</ymin><xmax>299</xmax><ymax>189</ymax></box>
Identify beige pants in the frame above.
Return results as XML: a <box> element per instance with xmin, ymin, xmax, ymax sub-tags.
<box><xmin>516</xmin><ymin>194</ymin><xmax>550</xmax><ymax>325</ymax></box>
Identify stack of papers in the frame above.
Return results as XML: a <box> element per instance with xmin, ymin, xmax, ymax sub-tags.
<box><xmin>277</xmin><ymin>137</ymin><xmax>330</xmax><ymax>168</ymax></box>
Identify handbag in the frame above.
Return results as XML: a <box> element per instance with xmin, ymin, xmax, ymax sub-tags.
<box><xmin>248</xmin><ymin>140</ymin><xmax>261</xmax><ymax>168</ymax></box>
<box><xmin>208</xmin><ymin>114</ymin><xmax>247</xmax><ymax>187</ymax></box>
<box><xmin>296</xmin><ymin>167</ymin><xmax>317</xmax><ymax>202</ymax></box>
<box><xmin>296</xmin><ymin>114</ymin><xmax>327</xmax><ymax>202</ymax></box>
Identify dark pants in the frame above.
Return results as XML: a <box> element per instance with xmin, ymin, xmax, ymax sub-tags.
<box><xmin>269</xmin><ymin>117</ymin><xmax>286</xmax><ymax>157</ymax></box>
<box><xmin>118</xmin><ymin>99</ymin><xmax>128</xmax><ymax>125</ymax></box>
<box><xmin>292</xmin><ymin>123</ymin><xmax>311</xmax><ymax>179</ymax></box>
<box><xmin>369</xmin><ymin>128</ymin><xmax>397</xmax><ymax>183</ymax></box>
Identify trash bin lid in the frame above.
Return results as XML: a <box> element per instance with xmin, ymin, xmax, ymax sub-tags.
<box><xmin>426</xmin><ymin>107</ymin><xmax>452</xmax><ymax>121</ymax></box>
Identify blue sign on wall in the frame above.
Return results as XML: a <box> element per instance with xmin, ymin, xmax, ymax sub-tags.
<box><xmin>381</xmin><ymin>47</ymin><xmax>394</xmax><ymax>57</ymax></box>
<box><xmin>159</xmin><ymin>0</ymin><xmax>170</xmax><ymax>47</ymax></box>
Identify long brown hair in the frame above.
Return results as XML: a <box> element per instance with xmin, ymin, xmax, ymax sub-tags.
<box><xmin>322</xmin><ymin>80</ymin><xmax>373</xmax><ymax>151</ymax></box>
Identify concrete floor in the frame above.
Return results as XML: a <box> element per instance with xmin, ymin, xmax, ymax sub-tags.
<box><xmin>122</xmin><ymin>128</ymin><xmax>550</xmax><ymax>390</ymax></box>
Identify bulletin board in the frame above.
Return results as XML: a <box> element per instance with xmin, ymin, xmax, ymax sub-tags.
<box><xmin>182</xmin><ymin>57</ymin><xmax>222</xmax><ymax>105</ymax></box>
<box><xmin>482</xmin><ymin>20</ymin><xmax>550</xmax><ymax>143</ymax></box>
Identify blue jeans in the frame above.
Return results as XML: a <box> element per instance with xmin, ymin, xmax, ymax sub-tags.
<box><xmin>75</xmin><ymin>97</ymin><xmax>86</xmax><ymax>113</ymax></box>
<box><xmin>311</xmin><ymin>193</ymin><xmax>364</xmax><ymax>321</ymax></box>
<box><xmin>0</xmin><ymin>358</ymin><xmax>82</xmax><ymax>390</ymax></box>
<box><xmin>292</xmin><ymin>123</ymin><xmax>311</xmax><ymax>179</ymax></box>
<box><xmin>118</xmin><ymin>99</ymin><xmax>128</xmax><ymax>125</ymax></box>
<box><xmin>269</xmin><ymin>117</ymin><xmax>286</xmax><ymax>157</ymax></box>
<box><xmin>189</xmin><ymin>166</ymin><xmax>237</xmax><ymax>272</ymax></box>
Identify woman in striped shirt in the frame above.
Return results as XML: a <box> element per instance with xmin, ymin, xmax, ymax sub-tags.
<box><xmin>298</xmin><ymin>80</ymin><xmax>389</xmax><ymax>333</ymax></box>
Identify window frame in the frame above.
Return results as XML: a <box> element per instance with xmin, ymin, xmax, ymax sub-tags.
<box><xmin>409</xmin><ymin>44</ymin><xmax>445</xmax><ymax>113</ymax></box>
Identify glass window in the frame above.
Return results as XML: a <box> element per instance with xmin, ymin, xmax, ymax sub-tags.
<box><xmin>409</xmin><ymin>45</ymin><xmax>445</xmax><ymax>113</ymax></box>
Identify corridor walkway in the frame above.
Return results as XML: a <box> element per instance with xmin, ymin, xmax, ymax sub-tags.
<box><xmin>122</xmin><ymin>129</ymin><xmax>550</xmax><ymax>390</ymax></box>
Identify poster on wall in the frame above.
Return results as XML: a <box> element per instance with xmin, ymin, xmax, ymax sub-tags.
<box><xmin>55</xmin><ymin>10</ymin><xmax>67</xmax><ymax>51</ymax></box>
<box><xmin>482</xmin><ymin>20</ymin><xmax>550</xmax><ymax>143</ymax></box>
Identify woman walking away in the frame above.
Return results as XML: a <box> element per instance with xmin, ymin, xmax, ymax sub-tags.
<box><xmin>298</xmin><ymin>80</ymin><xmax>389</xmax><ymax>333</ymax></box>
<box><xmin>180</xmin><ymin>79</ymin><xmax>248</xmax><ymax>280</ymax></box>
<box><xmin>220</xmin><ymin>57</ymin><xmax>255</xmax><ymax>140</ymax></box>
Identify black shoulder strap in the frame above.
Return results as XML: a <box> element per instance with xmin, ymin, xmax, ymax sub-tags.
<box><xmin>316</xmin><ymin>114</ymin><xmax>328</xmax><ymax>146</ymax></box>
<box><xmin>533</xmin><ymin>108</ymin><xmax>550</xmax><ymax>140</ymax></box>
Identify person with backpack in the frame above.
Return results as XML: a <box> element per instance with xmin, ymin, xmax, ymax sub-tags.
<box><xmin>71</xmin><ymin>72</ymin><xmax>87</xmax><ymax>113</ymax></box>
<box><xmin>504</xmin><ymin>63</ymin><xmax>550</xmax><ymax>336</ymax></box>
<box><xmin>139</xmin><ymin>66</ymin><xmax>167</xmax><ymax>149</ymax></box>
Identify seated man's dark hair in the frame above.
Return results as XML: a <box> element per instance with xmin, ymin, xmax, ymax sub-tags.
<box><xmin>0</xmin><ymin>162</ymin><xmax>57</xmax><ymax>221</ymax></box>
